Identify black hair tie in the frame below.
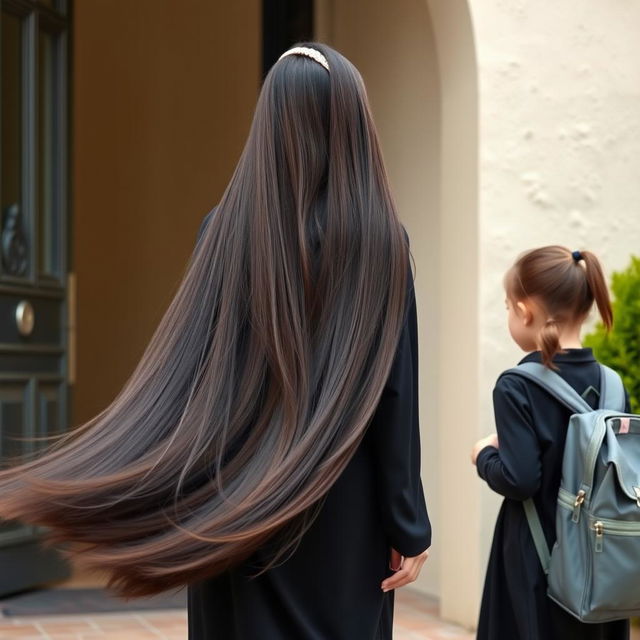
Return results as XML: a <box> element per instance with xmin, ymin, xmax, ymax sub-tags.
<box><xmin>572</xmin><ymin>250</ymin><xmax>583</xmax><ymax>262</ymax></box>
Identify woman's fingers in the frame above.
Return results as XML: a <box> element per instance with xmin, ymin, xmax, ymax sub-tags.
<box><xmin>381</xmin><ymin>566</ymin><xmax>411</xmax><ymax>591</ymax></box>
<box><xmin>381</xmin><ymin>549</ymin><xmax>429</xmax><ymax>591</ymax></box>
<box><xmin>389</xmin><ymin>547</ymin><xmax>403</xmax><ymax>571</ymax></box>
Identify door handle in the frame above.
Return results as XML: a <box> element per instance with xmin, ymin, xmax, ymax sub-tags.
<box><xmin>15</xmin><ymin>300</ymin><xmax>35</xmax><ymax>337</ymax></box>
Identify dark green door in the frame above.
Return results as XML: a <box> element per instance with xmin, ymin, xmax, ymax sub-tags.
<box><xmin>0</xmin><ymin>0</ymin><xmax>71</xmax><ymax>596</ymax></box>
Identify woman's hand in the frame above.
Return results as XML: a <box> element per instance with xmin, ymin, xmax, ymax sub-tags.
<box><xmin>470</xmin><ymin>433</ymin><xmax>499</xmax><ymax>465</ymax></box>
<box><xmin>381</xmin><ymin>547</ymin><xmax>429</xmax><ymax>592</ymax></box>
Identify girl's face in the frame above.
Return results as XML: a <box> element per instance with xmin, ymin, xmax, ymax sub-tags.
<box><xmin>505</xmin><ymin>295</ymin><xmax>541</xmax><ymax>352</ymax></box>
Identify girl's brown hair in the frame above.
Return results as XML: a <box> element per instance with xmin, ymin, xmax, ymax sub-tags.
<box><xmin>0</xmin><ymin>44</ymin><xmax>409</xmax><ymax>596</ymax></box>
<box><xmin>505</xmin><ymin>245</ymin><xmax>612</xmax><ymax>368</ymax></box>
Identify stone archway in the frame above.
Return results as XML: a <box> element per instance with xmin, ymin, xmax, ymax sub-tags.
<box><xmin>317</xmin><ymin>0</ymin><xmax>481</xmax><ymax>627</ymax></box>
<box><xmin>316</xmin><ymin>0</ymin><xmax>442</xmax><ymax>600</ymax></box>
<box><xmin>425</xmin><ymin>0</ymin><xmax>480</xmax><ymax>627</ymax></box>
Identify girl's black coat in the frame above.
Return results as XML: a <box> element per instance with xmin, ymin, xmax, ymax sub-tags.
<box><xmin>477</xmin><ymin>348</ymin><xmax>630</xmax><ymax>640</ymax></box>
<box><xmin>188</xmin><ymin>211</ymin><xmax>431</xmax><ymax>639</ymax></box>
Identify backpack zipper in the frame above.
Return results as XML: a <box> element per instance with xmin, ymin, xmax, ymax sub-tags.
<box><xmin>573</xmin><ymin>489</ymin><xmax>586</xmax><ymax>523</ymax></box>
<box><xmin>558</xmin><ymin>489</ymin><xmax>640</xmax><ymax>553</ymax></box>
<box><xmin>558</xmin><ymin>487</ymin><xmax>586</xmax><ymax>522</ymax></box>
<box><xmin>589</xmin><ymin>517</ymin><xmax>640</xmax><ymax>552</ymax></box>
<box><xmin>593</xmin><ymin>521</ymin><xmax>604</xmax><ymax>552</ymax></box>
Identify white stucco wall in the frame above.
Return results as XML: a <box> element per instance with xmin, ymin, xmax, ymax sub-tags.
<box><xmin>467</xmin><ymin>0</ymin><xmax>640</xmax><ymax>626</ymax></box>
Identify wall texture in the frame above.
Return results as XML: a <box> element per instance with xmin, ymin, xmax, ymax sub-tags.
<box><xmin>467</xmin><ymin>0</ymin><xmax>640</xmax><ymax>627</ymax></box>
<box><xmin>404</xmin><ymin>0</ymin><xmax>640</xmax><ymax>628</ymax></box>
<box><xmin>72</xmin><ymin>0</ymin><xmax>260</xmax><ymax>423</ymax></box>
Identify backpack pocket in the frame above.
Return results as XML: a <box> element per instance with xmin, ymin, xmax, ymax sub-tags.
<box><xmin>548</xmin><ymin>490</ymin><xmax>591</xmax><ymax>618</ymax></box>
<box><xmin>551</xmin><ymin>490</ymin><xmax>640</xmax><ymax>622</ymax></box>
<box><xmin>586</xmin><ymin>515</ymin><xmax>640</xmax><ymax>617</ymax></box>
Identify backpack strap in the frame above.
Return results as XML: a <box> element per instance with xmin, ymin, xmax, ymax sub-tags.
<box><xmin>506</xmin><ymin>362</ymin><xmax>593</xmax><ymax>574</ymax></box>
<box><xmin>598</xmin><ymin>364</ymin><xmax>626</xmax><ymax>412</ymax></box>
<box><xmin>508</xmin><ymin>362</ymin><xmax>625</xmax><ymax>575</ymax></box>
<box><xmin>523</xmin><ymin>498</ymin><xmax>550</xmax><ymax>574</ymax></box>
<box><xmin>504</xmin><ymin>362</ymin><xmax>593</xmax><ymax>414</ymax></box>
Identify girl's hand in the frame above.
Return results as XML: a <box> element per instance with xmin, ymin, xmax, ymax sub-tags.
<box><xmin>471</xmin><ymin>433</ymin><xmax>499</xmax><ymax>465</ymax></box>
<box><xmin>381</xmin><ymin>547</ymin><xmax>429</xmax><ymax>592</ymax></box>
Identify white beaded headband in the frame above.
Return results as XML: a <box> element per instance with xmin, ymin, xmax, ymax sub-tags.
<box><xmin>278</xmin><ymin>46</ymin><xmax>330</xmax><ymax>72</ymax></box>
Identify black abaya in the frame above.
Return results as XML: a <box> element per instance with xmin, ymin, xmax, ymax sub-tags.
<box><xmin>187</xmin><ymin>211</ymin><xmax>431</xmax><ymax>639</ymax></box>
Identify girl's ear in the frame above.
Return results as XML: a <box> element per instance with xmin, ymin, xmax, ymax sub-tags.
<box><xmin>516</xmin><ymin>301</ymin><xmax>534</xmax><ymax>326</ymax></box>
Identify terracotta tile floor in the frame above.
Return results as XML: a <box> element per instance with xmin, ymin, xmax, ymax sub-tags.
<box><xmin>0</xmin><ymin>588</ymin><xmax>474</xmax><ymax>640</ymax></box>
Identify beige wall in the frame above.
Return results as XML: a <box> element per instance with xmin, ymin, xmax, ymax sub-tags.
<box><xmin>318</xmin><ymin>0</ymin><xmax>442</xmax><ymax>598</ymax></box>
<box><xmin>72</xmin><ymin>0</ymin><xmax>260</xmax><ymax>423</ymax></box>
<box><xmin>321</xmin><ymin>0</ymin><xmax>484</xmax><ymax>624</ymax></box>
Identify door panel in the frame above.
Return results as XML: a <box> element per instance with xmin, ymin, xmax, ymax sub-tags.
<box><xmin>0</xmin><ymin>0</ymin><xmax>71</xmax><ymax>596</ymax></box>
<box><xmin>0</xmin><ymin>379</ymin><xmax>31</xmax><ymax>545</ymax></box>
<box><xmin>37</xmin><ymin>28</ymin><xmax>63</xmax><ymax>282</ymax></box>
<box><xmin>36</xmin><ymin>378</ymin><xmax>63</xmax><ymax>441</ymax></box>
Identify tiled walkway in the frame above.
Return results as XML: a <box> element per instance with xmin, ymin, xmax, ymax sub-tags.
<box><xmin>0</xmin><ymin>589</ymin><xmax>474</xmax><ymax>640</ymax></box>
<box><xmin>393</xmin><ymin>590</ymin><xmax>474</xmax><ymax>639</ymax></box>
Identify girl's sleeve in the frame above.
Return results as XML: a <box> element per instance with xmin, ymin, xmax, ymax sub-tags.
<box><xmin>476</xmin><ymin>375</ymin><xmax>541</xmax><ymax>500</ymax></box>
<box><xmin>368</xmin><ymin>268</ymin><xmax>432</xmax><ymax>558</ymax></box>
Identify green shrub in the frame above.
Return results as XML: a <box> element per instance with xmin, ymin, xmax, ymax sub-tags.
<box><xmin>584</xmin><ymin>256</ymin><xmax>640</xmax><ymax>411</ymax></box>
<box><xmin>584</xmin><ymin>258</ymin><xmax>640</xmax><ymax>629</ymax></box>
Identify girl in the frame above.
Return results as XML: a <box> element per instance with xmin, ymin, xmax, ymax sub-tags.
<box><xmin>0</xmin><ymin>44</ymin><xmax>431</xmax><ymax>639</ymax></box>
<box><xmin>472</xmin><ymin>245</ymin><xmax>630</xmax><ymax>640</ymax></box>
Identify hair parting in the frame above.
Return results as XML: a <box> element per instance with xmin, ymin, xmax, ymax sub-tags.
<box><xmin>0</xmin><ymin>43</ymin><xmax>409</xmax><ymax>596</ymax></box>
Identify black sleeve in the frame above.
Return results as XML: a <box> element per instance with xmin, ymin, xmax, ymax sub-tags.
<box><xmin>476</xmin><ymin>374</ymin><xmax>542</xmax><ymax>501</ymax></box>
<box><xmin>368</xmin><ymin>267</ymin><xmax>431</xmax><ymax>557</ymax></box>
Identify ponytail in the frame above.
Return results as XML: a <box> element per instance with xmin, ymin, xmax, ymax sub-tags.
<box><xmin>538</xmin><ymin>319</ymin><xmax>561</xmax><ymax>369</ymax></box>
<box><xmin>580</xmin><ymin>250</ymin><xmax>613</xmax><ymax>331</ymax></box>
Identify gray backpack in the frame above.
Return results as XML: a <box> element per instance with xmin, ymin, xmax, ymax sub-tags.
<box><xmin>509</xmin><ymin>362</ymin><xmax>640</xmax><ymax>623</ymax></box>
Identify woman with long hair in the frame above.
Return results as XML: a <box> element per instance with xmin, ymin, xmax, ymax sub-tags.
<box><xmin>0</xmin><ymin>43</ymin><xmax>431</xmax><ymax>638</ymax></box>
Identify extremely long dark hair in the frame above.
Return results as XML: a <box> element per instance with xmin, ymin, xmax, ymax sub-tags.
<box><xmin>0</xmin><ymin>43</ymin><xmax>408</xmax><ymax>596</ymax></box>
